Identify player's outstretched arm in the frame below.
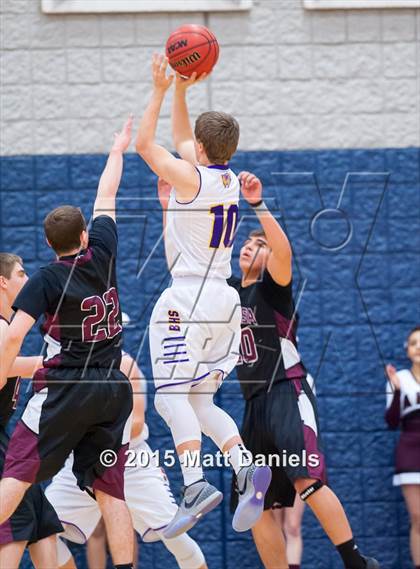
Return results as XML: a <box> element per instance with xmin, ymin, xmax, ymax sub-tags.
<box><xmin>9</xmin><ymin>356</ymin><xmax>43</xmax><ymax>378</ymax></box>
<box><xmin>239</xmin><ymin>171</ymin><xmax>292</xmax><ymax>286</ymax></box>
<box><xmin>172</xmin><ymin>72</ymin><xmax>206</xmax><ymax>164</ymax></box>
<box><xmin>93</xmin><ymin>115</ymin><xmax>133</xmax><ymax>222</ymax></box>
<box><xmin>120</xmin><ymin>354</ymin><xmax>145</xmax><ymax>440</ymax></box>
<box><xmin>0</xmin><ymin>311</ymin><xmax>35</xmax><ymax>389</ymax></box>
<box><xmin>136</xmin><ymin>54</ymin><xmax>200</xmax><ymax>202</ymax></box>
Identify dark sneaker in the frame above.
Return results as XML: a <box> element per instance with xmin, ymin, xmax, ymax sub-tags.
<box><xmin>362</xmin><ymin>557</ymin><xmax>380</xmax><ymax>569</ymax></box>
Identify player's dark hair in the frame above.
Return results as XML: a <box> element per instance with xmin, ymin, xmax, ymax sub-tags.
<box><xmin>44</xmin><ymin>206</ymin><xmax>87</xmax><ymax>255</ymax></box>
<box><xmin>407</xmin><ymin>326</ymin><xmax>420</xmax><ymax>342</ymax></box>
<box><xmin>195</xmin><ymin>111</ymin><xmax>239</xmax><ymax>163</ymax></box>
<box><xmin>0</xmin><ymin>253</ymin><xmax>23</xmax><ymax>279</ymax></box>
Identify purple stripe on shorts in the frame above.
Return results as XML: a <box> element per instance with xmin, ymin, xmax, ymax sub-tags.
<box><xmin>3</xmin><ymin>420</ymin><xmax>40</xmax><ymax>483</ymax></box>
<box><xmin>163</xmin><ymin>336</ymin><xmax>185</xmax><ymax>342</ymax></box>
<box><xmin>92</xmin><ymin>444</ymin><xmax>128</xmax><ymax>501</ymax></box>
<box><xmin>0</xmin><ymin>518</ymin><xmax>14</xmax><ymax>545</ymax></box>
<box><xmin>163</xmin><ymin>351</ymin><xmax>188</xmax><ymax>357</ymax></box>
<box><xmin>163</xmin><ymin>344</ymin><xmax>186</xmax><ymax>349</ymax></box>
<box><xmin>60</xmin><ymin>519</ymin><xmax>87</xmax><ymax>544</ymax></box>
<box><xmin>163</xmin><ymin>359</ymin><xmax>190</xmax><ymax>365</ymax></box>
<box><xmin>156</xmin><ymin>368</ymin><xmax>225</xmax><ymax>391</ymax></box>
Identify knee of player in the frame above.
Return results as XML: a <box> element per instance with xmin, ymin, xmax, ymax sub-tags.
<box><xmin>154</xmin><ymin>391</ymin><xmax>173</xmax><ymax>425</ymax></box>
<box><xmin>284</xmin><ymin>517</ymin><xmax>302</xmax><ymax>539</ymax></box>
<box><xmin>161</xmin><ymin>533</ymin><xmax>206</xmax><ymax>569</ymax></box>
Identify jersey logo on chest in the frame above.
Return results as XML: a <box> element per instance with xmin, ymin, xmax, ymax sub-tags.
<box><xmin>221</xmin><ymin>172</ymin><xmax>232</xmax><ymax>188</ymax></box>
<box><xmin>241</xmin><ymin>307</ymin><xmax>257</xmax><ymax>325</ymax></box>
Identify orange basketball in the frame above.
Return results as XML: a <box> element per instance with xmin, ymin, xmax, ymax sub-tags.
<box><xmin>165</xmin><ymin>24</ymin><xmax>219</xmax><ymax>78</ymax></box>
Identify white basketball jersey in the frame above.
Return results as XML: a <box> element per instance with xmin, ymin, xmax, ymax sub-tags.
<box><xmin>386</xmin><ymin>369</ymin><xmax>420</xmax><ymax>418</ymax></box>
<box><xmin>165</xmin><ymin>164</ymin><xmax>240</xmax><ymax>279</ymax></box>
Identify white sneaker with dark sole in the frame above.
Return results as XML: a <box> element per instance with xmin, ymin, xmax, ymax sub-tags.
<box><xmin>163</xmin><ymin>479</ymin><xmax>223</xmax><ymax>539</ymax></box>
<box><xmin>232</xmin><ymin>464</ymin><xmax>272</xmax><ymax>532</ymax></box>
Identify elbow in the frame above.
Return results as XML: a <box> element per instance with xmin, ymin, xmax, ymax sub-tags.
<box><xmin>135</xmin><ymin>139</ymin><xmax>150</xmax><ymax>157</ymax></box>
<box><xmin>131</xmin><ymin>418</ymin><xmax>145</xmax><ymax>440</ymax></box>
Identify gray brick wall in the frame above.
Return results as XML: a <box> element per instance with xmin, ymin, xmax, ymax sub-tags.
<box><xmin>1</xmin><ymin>0</ymin><xmax>419</xmax><ymax>155</ymax></box>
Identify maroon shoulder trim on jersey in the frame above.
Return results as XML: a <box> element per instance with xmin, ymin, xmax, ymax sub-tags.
<box><xmin>56</xmin><ymin>247</ymin><xmax>93</xmax><ymax>267</ymax></box>
<box><xmin>0</xmin><ymin>315</ymin><xmax>10</xmax><ymax>324</ymax></box>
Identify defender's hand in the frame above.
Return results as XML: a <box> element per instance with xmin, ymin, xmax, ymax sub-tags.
<box><xmin>175</xmin><ymin>71</ymin><xmax>208</xmax><ymax>92</ymax></box>
<box><xmin>112</xmin><ymin>115</ymin><xmax>133</xmax><ymax>153</ymax></box>
<box><xmin>152</xmin><ymin>54</ymin><xmax>174</xmax><ymax>94</ymax></box>
<box><xmin>239</xmin><ymin>171</ymin><xmax>263</xmax><ymax>206</ymax></box>
<box><xmin>386</xmin><ymin>364</ymin><xmax>400</xmax><ymax>390</ymax></box>
<box><xmin>157</xmin><ymin>177</ymin><xmax>172</xmax><ymax>210</ymax></box>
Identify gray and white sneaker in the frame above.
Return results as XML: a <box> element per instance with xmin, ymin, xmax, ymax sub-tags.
<box><xmin>232</xmin><ymin>464</ymin><xmax>272</xmax><ymax>532</ymax></box>
<box><xmin>163</xmin><ymin>479</ymin><xmax>223</xmax><ymax>539</ymax></box>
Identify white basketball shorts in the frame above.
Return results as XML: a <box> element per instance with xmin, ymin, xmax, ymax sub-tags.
<box><xmin>45</xmin><ymin>439</ymin><xmax>178</xmax><ymax>564</ymax></box>
<box><xmin>149</xmin><ymin>276</ymin><xmax>241</xmax><ymax>391</ymax></box>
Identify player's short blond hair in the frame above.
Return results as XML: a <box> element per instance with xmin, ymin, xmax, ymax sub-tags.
<box><xmin>195</xmin><ymin>111</ymin><xmax>239</xmax><ymax>164</ymax></box>
<box><xmin>0</xmin><ymin>253</ymin><xmax>23</xmax><ymax>279</ymax></box>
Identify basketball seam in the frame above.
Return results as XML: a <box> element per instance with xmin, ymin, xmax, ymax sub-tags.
<box><xmin>166</xmin><ymin>37</ymin><xmax>217</xmax><ymax>62</ymax></box>
<box><xmin>168</xmin><ymin>40</ymin><xmax>218</xmax><ymax>75</ymax></box>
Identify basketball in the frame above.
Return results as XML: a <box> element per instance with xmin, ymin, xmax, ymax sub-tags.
<box><xmin>165</xmin><ymin>24</ymin><xmax>219</xmax><ymax>78</ymax></box>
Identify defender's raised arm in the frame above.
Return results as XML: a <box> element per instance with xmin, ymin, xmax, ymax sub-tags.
<box><xmin>239</xmin><ymin>171</ymin><xmax>292</xmax><ymax>286</ymax></box>
<box><xmin>93</xmin><ymin>115</ymin><xmax>133</xmax><ymax>222</ymax></box>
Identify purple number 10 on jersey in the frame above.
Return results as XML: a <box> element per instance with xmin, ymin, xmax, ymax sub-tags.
<box><xmin>209</xmin><ymin>204</ymin><xmax>239</xmax><ymax>248</ymax></box>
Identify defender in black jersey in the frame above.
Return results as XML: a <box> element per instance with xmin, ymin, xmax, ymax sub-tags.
<box><xmin>229</xmin><ymin>172</ymin><xmax>379</xmax><ymax>569</ymax></box>
<box><xmin>0</xmin><ymin>252</ymin><xmax>62</xmax><ymax>568</ymax></box>
<box><xmin>0</xmin><ymin>117</ymin><xmax>136</xmax><ymax>568</ymax></box>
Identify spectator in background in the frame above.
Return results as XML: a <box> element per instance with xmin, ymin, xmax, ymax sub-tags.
<box><xmin>386</xmin><ymin>326</ymin><xmax>420</xmax><ymax>569</ymax></box>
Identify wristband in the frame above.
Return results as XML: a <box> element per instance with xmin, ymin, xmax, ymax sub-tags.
<box><xmin>250</xmin><ymin>201</ymin><xmax>269</xmax><ymax>217</ymax></box>
<box><xmin>250</xmin><ymin>199</ymin><xmax>264</xmax><ymax>208</ymax></box>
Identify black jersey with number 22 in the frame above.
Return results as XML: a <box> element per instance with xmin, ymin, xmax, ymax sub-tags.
<box><xmin>13</xmin><ymin>216</ymin><xmax>123</xmax><ymax>370</ymax></box>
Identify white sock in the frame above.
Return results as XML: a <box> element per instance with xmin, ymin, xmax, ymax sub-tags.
<box><xmin>228</xmin><ymin>443</ymin><xmax>253</xmax><ymax>474</ymax></box>
<box><xmin>179</xmin><ymin>450</ymin><xmax>204</xmax><ymax>486</ymax></box>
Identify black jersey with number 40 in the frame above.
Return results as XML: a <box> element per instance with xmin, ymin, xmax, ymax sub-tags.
<box><xmin>13</xmin><ymin>216</ymin><xmax>123</xmax><ymax>371</ymax></box>
<box><xmin>228</xmin><ymin>269</ymin><xmax>307</xmax><ymax>401</ymax></box>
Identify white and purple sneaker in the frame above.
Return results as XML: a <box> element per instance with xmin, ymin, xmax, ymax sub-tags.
<box><xmin>232</xmin><ymin>464</ymin><xmax>272</xmax><ymax>532</ymax></box>
<box><xmin>163</xmin><ymin>479</ymin><xmax>223</xmax><ymax>539</ymax></box>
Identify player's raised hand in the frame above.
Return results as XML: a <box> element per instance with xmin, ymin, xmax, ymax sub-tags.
<box><xmin>175</xmin><ymin>71</ymin><xmax>208</xmax><ymax>92</ymax></box>
<box><xmin>386</xmin><ymin>364</ymin><xmax>400</xmax><ymax>390</ymax></box>
<box><xmin>239</xmin><ymin>171</ymin><xmax>263</xmax><ymax>206</ymax></box>
<box><xmin>157</xmin><ymin>177</ymin><xmax>172</xmax><ymax>210</ymax></box>
<box><xmin>112</xmin><ymin>115</ymin><xmax>133</xmax><ymax>153</ymax></box>
<box><xmin>152</xmin><ymin>54</ymin><xmax>174</xmax><ymax>93</ymax></box>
